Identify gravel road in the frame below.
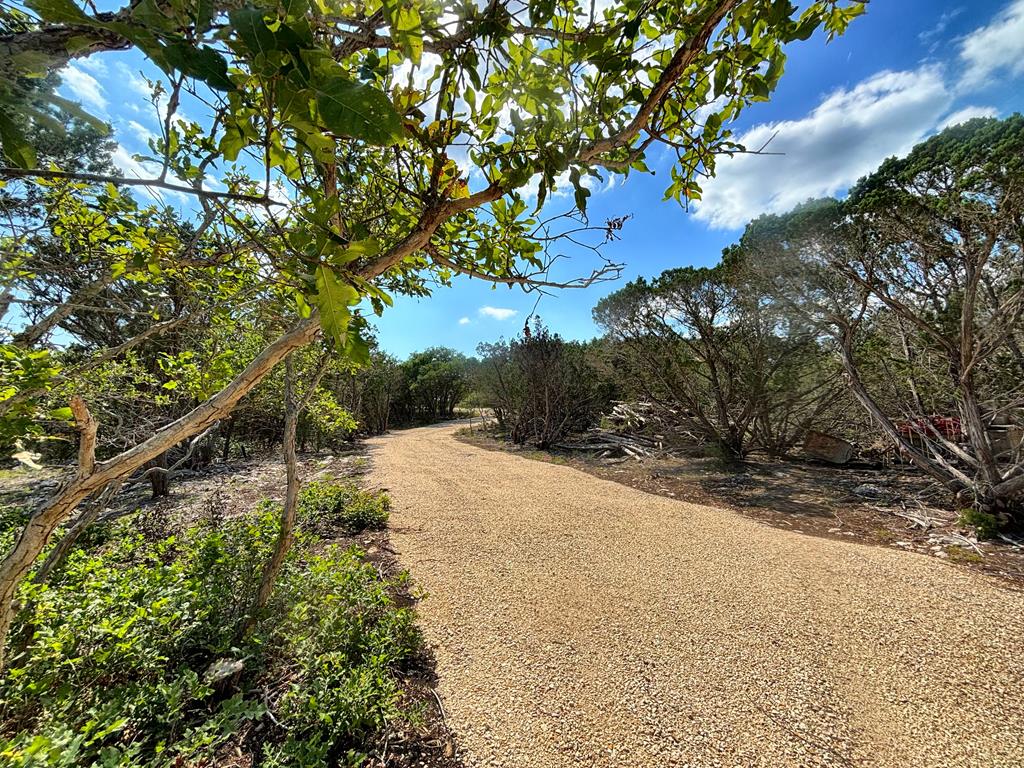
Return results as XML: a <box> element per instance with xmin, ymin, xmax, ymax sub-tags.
<box><xmin>368</xmin><ymin>422</ymin><xmax>1024</xmax><ymax>768</ymax></box>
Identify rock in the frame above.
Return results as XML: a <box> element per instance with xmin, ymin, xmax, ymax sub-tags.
<box><xmin>205</xmin><ymin>658</ymin><xmax>244</xmax><ymax>683</ymax></box>
<box><xmin>803</xmin><ymin>431</ymin><xmax>855</xmax><ymax>464</ymax></box>
<box><xmin>853</xmin><ymin>483</ymin><xmax>888</xmax><ymax>499</ymax></box>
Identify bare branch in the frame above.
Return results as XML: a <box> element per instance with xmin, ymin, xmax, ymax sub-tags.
<box><xmin>0</xmin><ymin>167</ymin><xmax>281</xmax><ymax>207</ymax></box>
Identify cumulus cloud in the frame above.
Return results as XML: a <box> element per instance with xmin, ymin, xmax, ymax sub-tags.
<box><xmin>958</xmin><ymin>0</ymin><xmax>1024</xmax><ymax>89</ymax></box>
<box><xmin>112</xmin><ymin>145</ymin><xmax>153</xmax><ymax>178</ymax></box>
<box><xmin>940</xmin><ymin>104</ymin><xmax>999</xmax><ymax>129</ymax></box>
<box><xmin>124</xmin><ymin>120</ymin><xmax>157</xmax><ymax>146</ymax></box>
<box><xmin>458</xmin><ymin>316</ymin><xmax>471</xmax><ymax>325</ymax></box>
<box><xmin>76</xmin><ymin>57</ymin><xmax>108</xmax><ymax>77</ymax></box>
<box><xmin>693</xmin><ymin>68</ymin><xmax>951</xmax><ymax>229</ymax></box>
<box><xmin>59</xmin><ymin>64</ymin><xmax>108</xmax><ymax>113</ymax></box>
<box><xmin>479</xmin><ymin>306</ymin><xmax>518</xmax><ymax>320</ymax></box>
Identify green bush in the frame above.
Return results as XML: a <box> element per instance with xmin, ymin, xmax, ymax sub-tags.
<box><xmin>262</xmin><ymin>547</ymin><xmax>419</xmax><ymax>766</ymax></box>
<box><xmin>298</xmin><ymin>481</ymin><xmax>390</xmax><ymax>535</ymax></box>
<box><xmin>957</xmin><ymin>507</ymin><xmax>1002</xmax><ymax>540</ymax></box>
<box><xmin>0</xmin><ymin>499</ymin><xmax>416</xmax><ymax>767</ymax></box>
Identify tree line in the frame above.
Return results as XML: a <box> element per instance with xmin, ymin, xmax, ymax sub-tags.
<box><xmin>470</xmin><ymin>117</ymin><xmax>1024</xmax><ymax>529</ymax></box>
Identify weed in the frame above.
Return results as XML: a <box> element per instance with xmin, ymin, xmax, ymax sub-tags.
<box><xmin>0</xmin><ymin>496</ymin><xmax>415</xmax><ymax>767</ymax></box>
<box><xmin>957</xmin><ymin>508</ymin><xmax>1001</xmax><ymax>540</ymax></box>
<box><xmin>946</xmin><ymin>545</ymin><xmax>984</xmax><ymax>564</ymax></box>
<box><xmin>298</xmin><ymin>480</ymin><xmax>390</xmax><ymax>535</ymax></box>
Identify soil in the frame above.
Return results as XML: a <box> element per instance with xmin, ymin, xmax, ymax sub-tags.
<box><xmin>0</xmin><ymin>449</ymin><xmax>461</xmax><ymax>768</ymax></box>
<box><xmin>455</xmin><ymin>426</ymin><xmax>1024</xmax><ymax>586</ymax></box>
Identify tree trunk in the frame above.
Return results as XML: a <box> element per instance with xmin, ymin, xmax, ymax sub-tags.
<box><xmin>34</xmin><ymin>482</ymin><xmax>118</xmax><ymax>584</ymax></box>
<box><xmin>146</xmin><ymin>452</ymin><xmax>170</xmax><ymax>498</ymax></box>
<box><xmin>839</xmin><ymin>337</ymin><xmax>964</xmax><ymax>491</ymax></box>
<box><xmin>246</xmin><ymin>359</ymin><xmax>301</xmax><ymax>632</ymax></box>
<box><xmin>0</xmin><ymin>316</ymin><xmax>319</xmax><ymax>671</ymax></box>
<box><xmin>221</xmin><ymin>418</ymin><xmax>234</xmax><ymax>460</ymax></box>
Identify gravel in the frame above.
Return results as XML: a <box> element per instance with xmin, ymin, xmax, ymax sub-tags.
<box><xmin>368</xmin><ymin>423</ymin><xmax>1024</xmax><ymax>768</ymax></box>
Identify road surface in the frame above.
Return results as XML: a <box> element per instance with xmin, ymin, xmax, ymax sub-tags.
<box><xmin>368</xmin><ymin>422</ymin><xmax>1024</xmax><ymax>768</ymax></box>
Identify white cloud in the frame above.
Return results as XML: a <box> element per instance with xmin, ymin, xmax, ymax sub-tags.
<box><xmin>111</xmin><ymin>145</ymin><xmax>186</xmax><ymax>203</ymax></box>
<box><xmin>693</xmin><ymin>68</ymin><xmax>951</xmax><ymax>229</ymax></box>
<box><xmin>479</xmin><ymin>306</ymin><xmax>518</xmax><ymax>320</ymax></box>
<box><xmin>59</xmin><ymin>64</ymin><xmax>108</xmax><ymax>114</ymax></box>
<box><xmin>76</xmin><ymin>57</ymin><xmax>108</xmax><ymax>77</ymax></box>
<box><xmin>958</xmin><ymin>0</ymin><xmax>1024</xmax><ymax>89</ymax></box>
<box><xmin>918</xmin><ymin>7</ymin><xmax>963</xmax><ymax>51</ymax></box>
<box><xmin>940</xmin><ymin>104</ymin><xmax>999</xmax><ymax>129</ymax></box>
<box><xmin>458</xmin><ymin>316</ymin><xmax>471</xmax><ymax>325</ymax></box>
<box><xmin>116</xmin><ymin>63</ymin><xmax>158</xmax><ymax>100</ymax></box>
<box><xmin>393</xmin><ymin>52</ymin><xmax>443</xmax><ymax>120</ymax></box>
<box><xmin>112</xmin><ymin>145</ymin><xmax>156</xmax><ymax>179</ymax></box>
<box><xmin>123</xmin><ymin>120</ymin><xmax>156</xmax><ymax>146</ymax></box>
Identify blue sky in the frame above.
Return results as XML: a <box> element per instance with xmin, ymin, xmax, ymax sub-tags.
<box><xmin>59</xmin><ymin>0</ymin><xmax>1024</xmax><ymax>359</ymax></box>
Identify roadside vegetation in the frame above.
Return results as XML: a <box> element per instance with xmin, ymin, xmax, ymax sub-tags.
<box><xmin>467</xmin><ymin>117</ymin><xmax>1024</xmax><ymax>557</ymax></box>
<box><xmin>0</xmin><ymin>477</ymin><xmax>431</xmax><ymax>767</ymax></box>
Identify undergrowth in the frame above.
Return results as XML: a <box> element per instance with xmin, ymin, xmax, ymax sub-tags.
<box><xmin>298</xmin><ymin>480</ymin><xmax>390</xmax><ymax>535</ymax></box>
<box><xmin>0</xmin><ymin>481</ymin><xmax>417</xmax><ymax>767</ymax></box>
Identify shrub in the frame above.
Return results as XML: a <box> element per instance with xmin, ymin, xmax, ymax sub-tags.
<box><xmin>957</xmin><ymin>508</ymin><xmax>1002</xmax><ymax>540</ymax></box>
<box><xmin>298</xmin><ymin>481</ymin><xmax>390</xmax><ymax>535</ymax></box>
<box><xmin>0</xmin><ymin>499</ymin><xmax>415</xmax><ymax>767</ymax></box>
<box><xmin>262</xmin><ymin>547</ymin><xmax>419</xmax><ymax>765</ymax></box>
<box><xmin>301</xmin><ymin>390</ymin><xmax>358</xmax><ymax>451</ymax></box>
<box><xmin>475</xmin><ymin>321</ymin><xmax>612</xmax><ymax>448</ymax></box>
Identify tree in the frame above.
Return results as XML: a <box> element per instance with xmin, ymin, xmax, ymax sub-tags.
<box><xmin>744</xmin><ymin>117</ymin><xmax>1024</xmax><ymax>522</ymax></box>
<box><xmin>0</xmin><ymin>0</ymin><xmax>864</xmax><ymax>666</ymax></box>
<box><xmin>476</xmin><ymin>320</ymin><xmax>609</xmax><ymax>447</ymax></box>
<box><xmin>594</xmin><ymin>261</ymin><xmax>839</xmax><ymax>458</ymax></box>
<box><xmin>396</xmin><ymin>347</ymin><xmax>469</xmax><ymax>423</ymax></box>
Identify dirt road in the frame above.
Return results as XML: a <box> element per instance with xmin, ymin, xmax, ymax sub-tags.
<box><xmin>368</xmin><ymin>423</ymin><xmax>1024</xmax><ymax>768</ymax></box>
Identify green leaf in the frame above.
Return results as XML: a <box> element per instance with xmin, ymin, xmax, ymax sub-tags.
<box><xmin>219</xmin><ymin>124</ymin><xmax>247</xmax><ymax>161</ymax></box>
<box><xmin>311</xmin><ymin>72</ymin><xmax>405</xmax><ymax>146</ymax></box>
<box><xmin>0</xmin><ymin>113</ymin><xmax>37</xmax><ymax>169</ymax></box>
<box><xmin>230</xmin><ymin>7</ymin><xmax>278</xmax><ymax>58</ymax></box>
<box><xmin>26</xmin><ymin>0</ymin><xmax>93</xmax><ymax>25</ymax></box>
<box><xmin>104</xmin><ymin>22</ymin><xmax>171</xmax><ymax>70</ymax></box>
<box><xmin>342</xmin><ymin>331</ymin><xmax>371</xmax><ymax>366</ymax></box>
<box><xmin>315</xmin><ymin>265</ymin><xmax>358</xmax><ymax>344</ymax></box>
<box><xmin>329</xmin><ymin>238</ymin><xmax>380</xmax><ymax>265</ymax></box>
<box><xmin>381</xmin><ymin>0</ymin><xmax>423</xmax><ymax>65</ymax></box>
<box><xmin>164</xmin><ymin>43</ymin><xmax>234</xmax><ymax>91</ymax></box>
<box><xmin>47</xmin><ymin>94</ymin><xmax>110</xmax><ymax>133</ymax></box>
<box><xmin>130</xmin><ymin>0</ymin><xmax>174</xmax><ymax>31</ymax></box>
<box><xmin>195</xmin><ymin>0</ymin><xmax>216</xmax><ymax>29</ymax></box>
<box><xmin>747</xmin><ymin>75</ymin><xmax>770</xmax><ymax>101</ymax></box>
<box><xmin>10</xmin><ymin>50</ymin><xmax>53</xmax><ymax>77</ymax></box>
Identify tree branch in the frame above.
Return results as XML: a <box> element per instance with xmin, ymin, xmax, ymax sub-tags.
<box><xmin>0</xmin><ymin>167</ymin><xmax>281</xmax><ymax>206</ymax></box>
<box><xmin>70</xmin><ymin>395</ymin><xmax>97</xmax><ymax>479</ymax></box>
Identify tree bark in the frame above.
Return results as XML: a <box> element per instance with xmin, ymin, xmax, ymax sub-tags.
<box><xmin>246</xmin><ymin>357</ymin><xmax>300</xmax><ymax>631</ymax></box>
<box><xmin>244</xmin><ymin>352</ymin><xmax>329</xmax><ymax>634</ymax></box>
<box><xmin>145</xmin><ymin>452</ymin><xmax>170</xmax><ymax>498</ymax></box>
<box><xmin>0</xmin><ymin>316</ymin><xmax>318</xmax><ymax>671</ymax></box>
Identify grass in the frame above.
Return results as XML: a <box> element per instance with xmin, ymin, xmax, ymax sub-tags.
<box><xmin>872</xmin><ymin>527</ymin><xmax>896</xmax><ymax>542</ymax></box>
<box><xmin>0</xmin><ymin>480</ymin><xmax>416</xmax><ymax>767</ymax></box>
<box><xmin>946</xmin><ymin>545</ymin><xmax>985</xmax><ymax>564</ymax></box>
<box><xmin>956</xmin><ymin>507</ymin><xmax>1002</xmax><ymax>540</ymax></box>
